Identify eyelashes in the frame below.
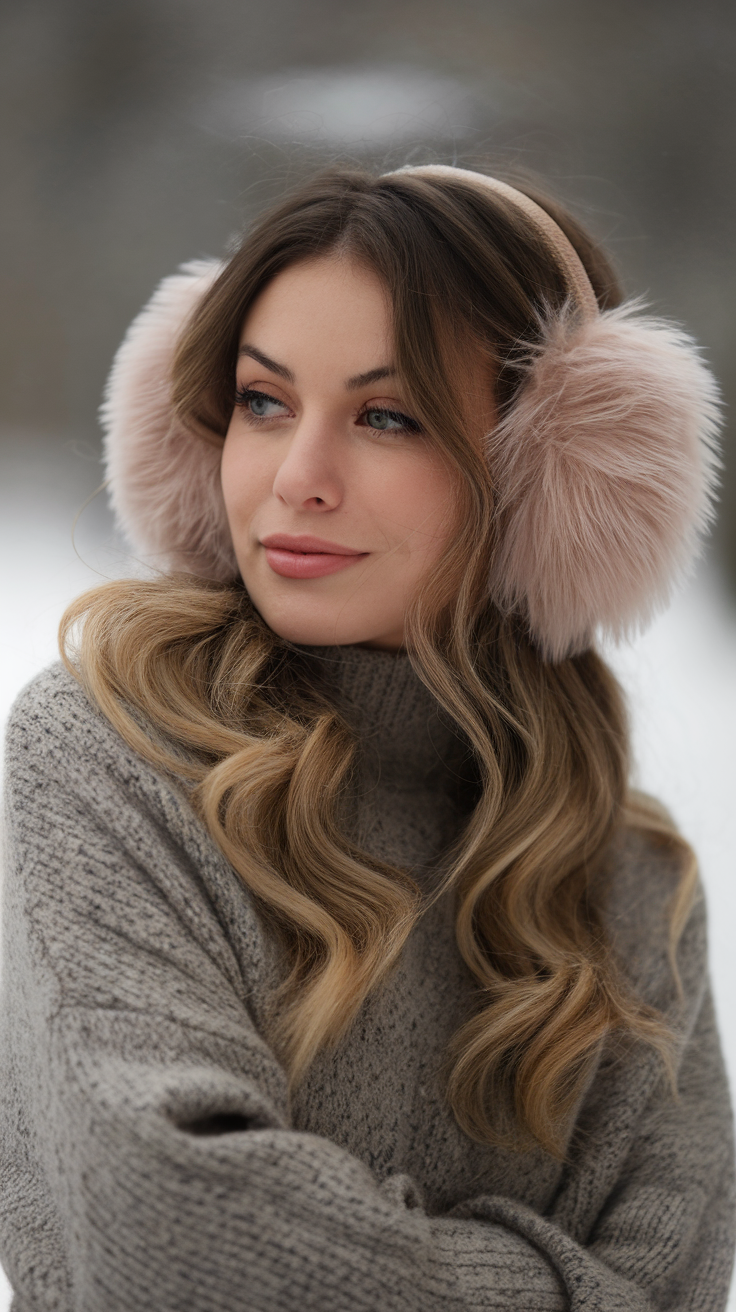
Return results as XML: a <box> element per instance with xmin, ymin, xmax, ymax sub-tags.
<box><xmin>234</xmin><ymin>386</ymin><xmax>423</xmax><ymax>436</ymax></box>
<box><xmin>359</xmin><ymin>407</ymin><xmax>422</xmax><ymax>436</ymax></box>
<box><xmin>234</xmin><ymin>386</ymin><xmax>289</xmax><ymax>419</ymax></box>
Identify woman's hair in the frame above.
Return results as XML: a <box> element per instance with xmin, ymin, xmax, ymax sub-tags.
<box><xmin>62</xmin><ymin>168</ymin><xmax>696</xmax><ymax>1157</ymax></box>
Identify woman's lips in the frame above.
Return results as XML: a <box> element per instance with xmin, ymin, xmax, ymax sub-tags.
<box><xmin>261</xmin><ymin>534</ymin><xmax>369</xmax><ymax>580</ymax></box>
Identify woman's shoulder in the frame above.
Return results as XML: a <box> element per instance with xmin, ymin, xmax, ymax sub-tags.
<box><xmin>4</xmin><ymin>662</ymin><xmax>274</xmax><ymax>985</ymax></box>
<box><xmin>7</xmin><ymin>659</ymin><xmax>191</xmax><ymax>784</ymax></box>
<box><xmin>6</xmin><ymin>659</ymin><xmax>108</xmax><ymax>754</ymax></box>
<box><xmin>598</xmin><ymin>821</ymin><xmax>707</xmax><ymax>1022</ymax></box>
<box><xmin>4</xmin><ymin>660</ymin><xmax>151</xmax><ymax>804</ymax></box>
<box><xmin>4</xmin><ymin>661</ymin><xmax>209</xmax><ymax>874</ymax></box>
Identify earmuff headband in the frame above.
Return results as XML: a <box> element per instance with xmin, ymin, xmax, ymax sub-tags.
<box><xmin>101</xmin><ymin>168</ymin><xmax>721</xmax><ymax>661</ymax></box>
<box><xmin>387</xmin><ymin>165</ymin><xmax>600</xmax><ymax>320</ymax></box>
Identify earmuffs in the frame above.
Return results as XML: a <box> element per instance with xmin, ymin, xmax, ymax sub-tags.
<box><xmin>102</xmin><ymin>165</ymin><xmax>722</xmax><ymax>661</ymax></box>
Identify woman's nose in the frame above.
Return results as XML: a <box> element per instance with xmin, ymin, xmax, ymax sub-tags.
<box><xmin>271</xmin><ymin>419</ymin><xmax>344</xmax><ymax>512</ymax></box>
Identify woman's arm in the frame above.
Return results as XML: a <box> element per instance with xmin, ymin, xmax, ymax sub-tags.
<box><xmin>428</xmin><ymin>976</ymin><xmax>735</xmax><ymax>1310</ymax></box>
<box><xmin>1</xmin><ymin>666</ymin><xmax>733</xmax><ymax>1311</ymax></box>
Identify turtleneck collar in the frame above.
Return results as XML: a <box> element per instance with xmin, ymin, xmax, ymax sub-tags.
<box><xmin>296</xmin><ymin>644</ymin><xmax>476</xmax><ymax>877</ymax></box>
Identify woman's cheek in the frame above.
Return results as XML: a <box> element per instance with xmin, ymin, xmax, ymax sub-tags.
<box><xmin>384</xmin><ymin>450</ymin><xmax>458</xmax><ymax>551</ymax></box>
<box><xmin>221</xmin><ymin>434</ymin><xmax>274</xmax><ymax>536</ymax></box>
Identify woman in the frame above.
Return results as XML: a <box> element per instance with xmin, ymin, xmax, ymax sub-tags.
<box><xmin>1</xmin><ymin>164</ymin><xmax>733</xmax><ymax>1310</ymax></box>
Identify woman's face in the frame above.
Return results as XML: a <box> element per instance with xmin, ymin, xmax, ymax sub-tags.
<box><xmin>221</xmin><ymin>254</ymin><xmax>463</xmax><ymax>650</ymax></box>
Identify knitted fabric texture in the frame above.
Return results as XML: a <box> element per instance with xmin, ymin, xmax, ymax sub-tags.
<box><xmin>1</xmin><ymin>649</ymin><xmax>734</xmax><ymax>1311</ymax></box>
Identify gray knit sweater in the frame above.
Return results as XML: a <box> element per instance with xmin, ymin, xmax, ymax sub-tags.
<box><xmin>1</xmin><ymin>647</ymin><xmax>734</xmax><ymax>1311</ymax></box>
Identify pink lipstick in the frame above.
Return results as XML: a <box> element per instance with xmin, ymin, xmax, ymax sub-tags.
<box><xmin>260</xmin><ymin>533</ymin><xmax>369</xmax><ymax>580</ymax></box>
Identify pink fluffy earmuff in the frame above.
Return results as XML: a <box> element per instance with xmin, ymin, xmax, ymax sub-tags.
<box><xmin>102</xmin><ymin>166</ymin><xmax>722</xmax><ymax>661</ymax></box>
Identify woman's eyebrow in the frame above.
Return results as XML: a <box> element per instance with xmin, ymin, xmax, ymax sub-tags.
<box><xmin>346</xmin><ymin>366</ymin><xmax>395</xmax><ymax>390</ymax></box>
<box><xmin>237</xmin><ymin>347</ymin><xmax>395</xmax><ymax>392</ymax></box>
<box><xmin>238</xmin><ymin>344</ymin><xmax>295</xmax><ymax>382</ymax></box>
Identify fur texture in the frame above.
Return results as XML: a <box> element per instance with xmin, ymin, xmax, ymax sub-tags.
<box><xmin>487</xmin><ymin>302</ymin><xmax>721</xmax><ymax>659</ymax></box>
<box><xmin>102</xmin><ymin>267</ymin><xmax>721</xmax><ymax>661</ymax></box>
<box><xmin>102</xmin><ymin>260</ymin><xmax>238</xmax><ymax>582</ymax></box>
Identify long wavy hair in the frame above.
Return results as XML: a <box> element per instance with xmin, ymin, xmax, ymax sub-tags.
<box><xmin>62</xmin><ymin>168</ymin><xmax>696</xmax><ymax>1157</ymax></box>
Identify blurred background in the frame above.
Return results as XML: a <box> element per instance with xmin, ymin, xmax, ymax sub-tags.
<box><xmin>1</xmin><ymin>0</ymin><xmax>735</xmax><ymax>1302</ymax></box>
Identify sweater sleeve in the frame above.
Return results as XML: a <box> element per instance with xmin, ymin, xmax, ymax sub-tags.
<box><xmin>1</xmin><ymin>667</ymin><xmax>734</xmax><ymax>1312</ymax></box>
<box><xmin>428</xmin><ymin>976</ymin><xmax>735</xmax><ymax>1311</ymax></box>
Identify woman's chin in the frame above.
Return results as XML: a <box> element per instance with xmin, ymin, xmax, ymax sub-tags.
<box><xmin>252</xmin><ymin>601</ymin><xmax>402</xmax><ymax>650</ymax></box>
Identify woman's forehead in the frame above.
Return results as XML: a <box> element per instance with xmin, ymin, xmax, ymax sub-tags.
<box><xmin>239</xmin><ymin>255</ymin><xmax>395</xmax><ymax>384</ymax></box>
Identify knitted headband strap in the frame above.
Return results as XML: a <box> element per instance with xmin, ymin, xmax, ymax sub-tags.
<box><xmin>387</xmin><ymin>165</ymin><xmax>600</xmax><ymax>320</ymax></box>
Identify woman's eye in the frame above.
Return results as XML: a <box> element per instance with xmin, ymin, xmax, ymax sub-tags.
<box><xmin>361</xmin><ymin>408</ymin><xmax>421</xmax><ymax>435</ymax></box>
<box><xmin>235</xmin><ymin>387</ymin><xmax>289</xmax><ymax>420</ymax></box>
